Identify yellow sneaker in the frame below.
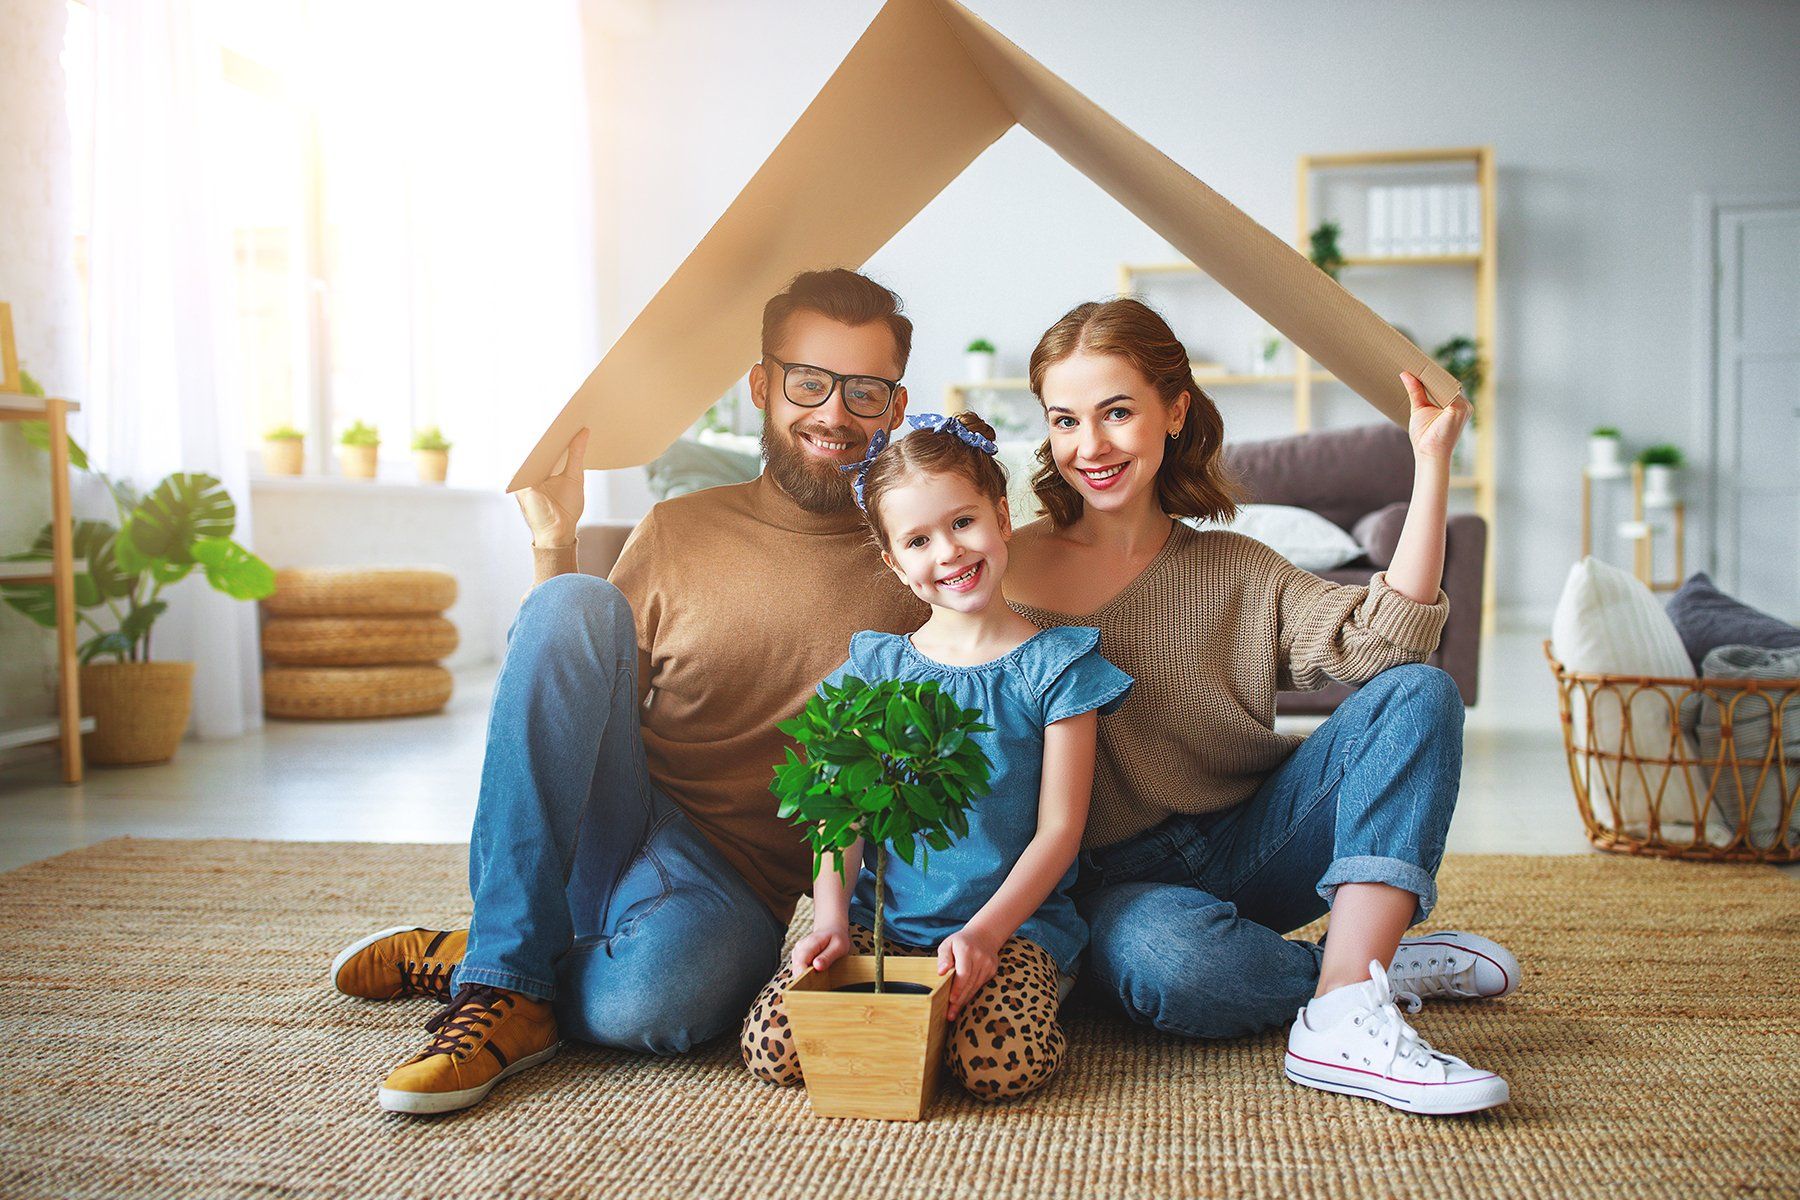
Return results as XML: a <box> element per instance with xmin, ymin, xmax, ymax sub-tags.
<box><xmin>378</xmin><ymin>984</ymin><xmax>560</xmax><ymax>1114</ymax></box>
<box><xmin>330</xmin><ymin>926</ymin><xmax>467</xmax><ymax>1001</ymax></box>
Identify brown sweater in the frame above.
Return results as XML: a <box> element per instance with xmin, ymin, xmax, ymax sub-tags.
<box><xmin>533</xmin><ymin>473</ymin><xmax>927</xmax><ymax>923</ymax></box>
<box><xmin>1010</xmin><ymin>522</ymin><xmax>1448</xmax><ymax>850</ymax></box>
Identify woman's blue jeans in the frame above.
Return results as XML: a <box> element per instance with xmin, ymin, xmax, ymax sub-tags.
<box><xmin>452</xmin><ymin>574</ymin><xmax>786</xmax><ymax>1053</ymax></box>
<box><xmin>1074</xmin><ymin>663</ymin><xmax>1464</xmax><ymax>1040</ymax></box>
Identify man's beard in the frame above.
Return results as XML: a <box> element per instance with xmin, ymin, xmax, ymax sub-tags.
<box><xmin>761</xmin><ymin>411</ymin><xmax>860</xmax><ymax>516</ymax></box>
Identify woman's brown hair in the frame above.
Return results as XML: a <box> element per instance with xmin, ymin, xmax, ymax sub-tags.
<box><xmin>1026</xmin><ymin>297</ymin><xmax>1237</xmax><ymax>530</ymax></box>
<box><xmin>859</xmin><ymin>412</ymin><xmax>1009</xmax><ymax>551</ymax></box>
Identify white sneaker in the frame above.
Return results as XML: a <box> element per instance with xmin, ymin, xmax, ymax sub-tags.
<box><xmin>1285</xmin><ymin>961</ymin><xmax>1510</xmax><ymax>1115</ymax></box>
<box><xmin>1389</xmin><ymin>931</ymin><xmax>1520</xmax><ymax>1001</ymax></box>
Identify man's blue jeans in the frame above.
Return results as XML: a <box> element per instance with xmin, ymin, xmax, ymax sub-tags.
<box><xmin>1074</xmin><ymin>664</ymin><xmax>1463</xmax><ymax>1040</ymax></box>
<box><xmin>452</xmin><ymin>574</ymin><xmax>786</xmax><ymax>1053</ymax></box>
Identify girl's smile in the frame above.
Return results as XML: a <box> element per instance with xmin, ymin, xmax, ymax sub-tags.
<box><xmin>878</xmin><ymin>470</ymin><xmax>1011</xmax><ymax>615</ymax></box>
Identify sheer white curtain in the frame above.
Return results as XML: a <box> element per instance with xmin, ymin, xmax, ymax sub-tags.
<box><xmin>84</xmin><ymin>0</ymin><xmax>262</xmax><ymax>738</ymax></box>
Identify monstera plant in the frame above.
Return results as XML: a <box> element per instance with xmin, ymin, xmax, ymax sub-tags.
<box><xmin>3</xmin><ymin>405</ymin><xmax>274</xmax><ymax>763</ymax></box>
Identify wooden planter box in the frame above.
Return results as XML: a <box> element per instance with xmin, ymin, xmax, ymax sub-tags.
<box><xmin>784</xmin><ymin>955</ymin><xmax>951</xmax><ymax>1121</ymax></box>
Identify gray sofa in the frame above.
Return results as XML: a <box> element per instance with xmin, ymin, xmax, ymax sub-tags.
<box><xmin>573</xmin><ymin>422</ymin><xmax>1484</xmax><ymax>713</ymax></box>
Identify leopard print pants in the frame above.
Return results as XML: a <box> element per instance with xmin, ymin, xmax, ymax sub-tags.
<box><xmin>740</xmin><ymin>925</ymin><xmax>1067</xmax><ymax>1103</ymax></box>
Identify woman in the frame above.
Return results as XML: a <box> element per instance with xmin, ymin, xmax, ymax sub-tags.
<box><xmin>1003</xmin><ymin>298</ymin><xmax>1520</xmax><ymax>1116</ymax></box>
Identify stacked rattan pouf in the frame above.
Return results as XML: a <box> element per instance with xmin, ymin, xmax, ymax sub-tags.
<box><xmin>261</xmin><ymin>568</ymin><xmax>458</xmax><ymax>719</ymax></box>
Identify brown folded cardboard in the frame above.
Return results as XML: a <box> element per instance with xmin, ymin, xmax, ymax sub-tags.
<box><xmin>511</xmin><ymin>0</ymin><xmax>1458</xmax><ymax>490</ymax></box>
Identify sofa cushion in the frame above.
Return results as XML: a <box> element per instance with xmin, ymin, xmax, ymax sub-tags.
<box><xmin>1352</xmin><ymin>501</ymin><xmax>1410</xmax><ymax>568</ymax></box>
<box><xmin>1664</xmin><ymin>572</ymin><xmax>1800</xmax><ymax>672</ymax></box>
<box><xmin>1183</xmin><ymin>504</ymin><xmax>1365</xmax><ymax>573</ymax></box>
<box><xmin>1222</xmin><ymin>423</ymin><xmax>1414</xmax><ymax>531</ymax></box>
<box><xmin>645</xmin><ymin>437</ymin><xmax>761</xmax><ymax>501</ymax></box>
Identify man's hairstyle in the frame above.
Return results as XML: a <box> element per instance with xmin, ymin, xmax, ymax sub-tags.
<box><xmin>761</xmin><ymin>269</ymin><xmax>913</xmax><ymax>373</ymax></box>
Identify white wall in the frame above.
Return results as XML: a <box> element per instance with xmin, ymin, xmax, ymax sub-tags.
<box><xmin>580</xmin><ymin>0</ymin><xmax>1800</xmax><ymax>621</ymax></box>
<box><xmin>0</xmin><ymin>0</ymin><xmax>83</xmax><ymax>724</ymax></box>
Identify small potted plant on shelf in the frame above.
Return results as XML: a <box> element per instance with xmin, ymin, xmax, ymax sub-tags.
<box><xmin>2</xmin><ymin>430</ymin><xmax>275</xmax><ymax>765</ymax></box>
<box><xmin>1638</xmin><ymin>443</ymin><xmax>1683</xmax><ymax>507</ymax></box>
<box><xmin>1588</xmin><ymin>426</ymin><xmax>1625</xmax><ymax>476</ymax></box>
<box><xmin>963</xmin><ymin>338</ymin><xmax>996</xmax><ymax>383</ymax></box>
<box><xmin>411</xmin><ymin>426</ymin><xmax>452</xmax><ymax>484</ymax></box>
<box><xmin>1310</xmin><ymin>221</ymin><xmax>1346</xmax><ymax>280</ymax></box>
<box><xmin>262</xmin><ymin>425</ymin><xmax>305</xmax><ymax>476</ymax></box>
<box><xmin>338</xmin><ymin>420</ymin><xmax>380</xmax><ymax>479</ymax></box>
<box><xmin>771</xmin><ymin>675</ymin><xmax>993</xmax><ymax>1121</ymax></box>
<box><xmin>1432</xmin><ymin>335</ymin><xmax>1484</xmax><ymax>475</ymax></box>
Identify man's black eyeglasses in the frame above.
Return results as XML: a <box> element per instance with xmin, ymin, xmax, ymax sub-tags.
<box><xmin>764</xmin><ymin>355</ymin><xmax>900</xmax><ymax>419</ymax></box>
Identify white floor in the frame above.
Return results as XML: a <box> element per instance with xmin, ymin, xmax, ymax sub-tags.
<box><xmin>0</xmin><ymin>629</ymin><xmax>1594</xmax><ymax>874</ymax></box>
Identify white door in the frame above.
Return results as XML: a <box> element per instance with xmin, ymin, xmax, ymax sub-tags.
<box><xmin>1708</xmin><ymin>199</ymin><xmax>1800</xmax><ymax>621</ymax></box>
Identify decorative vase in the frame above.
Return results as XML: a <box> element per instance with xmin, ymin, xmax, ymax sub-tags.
<box><xmin>414</xmin><ymin>449</ymin><xmax>448</xmax><ymax>484</ymax></box>
<box><xmin>963</xmin><ymin>351</ymin><xmax>995</xmax><ymax>383</ymax></box>
<box><xmin>76</xmin><ymin>660</ymin><xmax>195</xmax><ymax>765</ymax></box>
<box><xmin>783</xmin><ymin>955</ymin><xmax>952</xmax><ymax>1121</ymax></box>
<box><xmin>262</xmin><ymin>440</ymin><xmax>304</xmax><ymax>476</ymax></box>
<box><xmin>340</xmin><ymin>444</ymin><xmax>379</xmax><ymax>480</ymax></box>
<box><xmin>1642</xmin><ymin>464</ymin><xmax>1677</xmax><ymax>507</ymax></box>
<box><xmin>1587</xmin><ymin>435</ymin><xmax>1624</xmax><ymax>476</ymax></box>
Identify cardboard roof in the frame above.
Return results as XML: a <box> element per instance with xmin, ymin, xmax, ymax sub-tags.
<box><xmin>510</xmin><ymin>0</ymin><xmax>1459</xmax><ymax>490</ymax></box>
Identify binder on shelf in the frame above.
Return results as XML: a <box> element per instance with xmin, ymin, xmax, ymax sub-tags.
<box><xmin>1368</xmin><ymin>186</ymin><xmax>1390</xmax><ymax>257</ymax></box>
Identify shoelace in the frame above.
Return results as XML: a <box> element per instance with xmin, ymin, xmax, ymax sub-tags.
<box><xmin>422</xmin><ymin>984</ymin><xmax>513</xmax><ymax>1060</ymax></box>
<box><xmin>400</xmin><ymin>958</ymin><xmax>454</xmax><ymax>1000</ymax></box>
<box><xmin>1352</xmin><ymin>961</ymin><xmax>1446</xmax><ymax>1078</ymax></box>
<box><xmin>1392</xmin><ymin>949</ymin><xmax>1478</xmax><ymax>999</ymax></box>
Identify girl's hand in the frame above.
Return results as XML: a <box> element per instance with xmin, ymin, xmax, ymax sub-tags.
<box><xmin>937</xmin><ymin>925</ymin><xmax>1003</xmax><ymax>1020</ymax></box>
<box><xmin>790</xmin><ymin>927</ymin><xmax>852</xmax><ymax>975</ymax></box>
<box><xmin>1402</xmin><ymin>371</ymin><xmax>1471</xmax><ymax>465</ymax></box>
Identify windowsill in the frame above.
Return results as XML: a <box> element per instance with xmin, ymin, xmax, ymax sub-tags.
<box><xmin>250</xmin><ymin>474</ymin><xmax>501</xmax><ymax>498</ymax></box>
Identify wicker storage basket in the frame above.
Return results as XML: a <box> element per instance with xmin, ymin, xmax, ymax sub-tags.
<box><xmin>261</xmin><ymin>616</ymin><xmax>458</xmax><ymax>666</ymax></box>
<box><xmin>263</xmin><ymin>568</ymin><xmax>456</xmax><ymax>618</ymax></box>
<box><xmin>78</xmin><ymin>661</ymin><xmax>195</xmax><ymax>765</ymax></box>
<box><xmin>263</xmin><ymin>665</ymin><xmax>453</xmax><ymax>720</ymax></box>
<box><xmin>1545</xmin><ymin>641</ymin><xmax>1799</xmax><ymax>863</ymax></box>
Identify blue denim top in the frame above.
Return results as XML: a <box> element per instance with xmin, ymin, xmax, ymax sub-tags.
<box><xmin>823</xmin><ymin>625</ymin><xmax>1133</xmax><ymax>974</ymax></box>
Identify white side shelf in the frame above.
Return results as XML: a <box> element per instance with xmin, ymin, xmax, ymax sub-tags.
<box><xmin>0</xmin><ymin>716</ymin><xmax>95</xmax><ymax>752</ymax></box>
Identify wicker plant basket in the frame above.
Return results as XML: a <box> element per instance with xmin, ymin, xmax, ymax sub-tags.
<box><xmin>263</xmin><ymin>568</ymin><xmax>456</xmax><ymax>618</ymax></box>
<box><xmin>261</xmin><ymin>616</ymin><xmax>459</xmax><ymax>666</ymax></box>
<box><xmin>263</xmin><ymin>665</ymin><xmax>453</xmax><ymax>720</ymax></box>
<box><xmin>78</xmin><ymin>661</ymin><xmax>195</xmax><ymax>765</ymax></box>
<box><xmin>1544</xmin><ymin>641</ymin><xmax>1799</xmax><ymax>863</ymax></box>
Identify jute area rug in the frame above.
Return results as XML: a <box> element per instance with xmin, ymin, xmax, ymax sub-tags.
<box><xmin>0</xmin><ymin>839</ymin><xmax>1794</xmax><ymax>1200</ymax></box>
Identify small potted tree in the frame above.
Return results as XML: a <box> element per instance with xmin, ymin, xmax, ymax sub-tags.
<box><xmin>1432</xmin><ymin>335</ymin><xmax>1484</xmax><ymax>475</ymax></box>
<box><xmin>1638</xmin><ymin>443</ymin><xmax>1683</xmax><ymax>508</ymax></box>
<box><xmin>1588</xmin><ymin>426</ymin><xmax>1625</xmax><ymax>476</ymax></box>
<box><xmin>771</xmin><ymin>675</ymin><xmax>993</xmax><ymax>1121</ymax></box>
<box><xmin>963</xmin><ymin>338</ymin><xmax>996</xmax><ymax>383</ymax></box>
<box><xmin>338</xmin><ymin>421</ymin><xmax>380</xmax><ymax>479</ymax></box>
<box><xmin>262</xmin><ymin>425</ymin><xmax>305</xmax><ymax>476</ymax></box>
<box><xmin>3</xmin><ymin>431</ymin><xmax>275</xmax><ymax>764</ymax></box>
<box><xmin>411</xmin><ymin>426</ymin><xmax>452</xmax><ymax>484</ymax></box>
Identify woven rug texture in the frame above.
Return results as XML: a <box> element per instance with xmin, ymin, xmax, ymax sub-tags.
<box><xmin>0</xmin><ymin>838</ymin><xmax>1794</xmax><ymax>1200</ymax></box>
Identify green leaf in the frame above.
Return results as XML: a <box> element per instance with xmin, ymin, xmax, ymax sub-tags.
<box><xmin>191</xmin><ymin>537</ymin><xmax>276</xmax><ymax>600</ymax></box>
<box><xmin>128</xmin><ymin>473</ymin><xmax>235</xmax><ymax>563</ymax></box>
<box><xmin>119</xmin><ymin>600</ymin><xmax>168</xmax><ymax>648</ymax></box>
<box><xmin>841</xmin><ymin>758</ymin><xmax>881</xmax><ymax>795</ymax></box>
<box><xmin>18</xmin><ymin>421</ymin><xmax>91</xmax><ymax>470</ymax></box>
<box><xmin>891</xmin><ymin>829</ymin><xmax>916</xmax><ymax>866</ymax></box>
<box><xmin>855</xmin><ymin>783</ymin><xmax>894</xmax><ymax>814</ymax></box>
<box><xmin>1</xmin><ymin>587</ymin><xmax>57</xmax><ymax>628</ymax></box>
<box><xmin>79</xmin><ymin>631</ymin><xmax>133</xmax><ymax>663</ymax></box>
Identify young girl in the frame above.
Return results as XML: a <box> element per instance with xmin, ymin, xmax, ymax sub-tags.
<box><xmin>740</xmin><ymin>411</ymin><xmax>1131</xmax><ymax>1103</ymax></box>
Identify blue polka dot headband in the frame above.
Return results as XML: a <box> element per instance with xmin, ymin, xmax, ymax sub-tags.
<box><xmin>839</xmin><ymin>412</ymin><xmax>999</xmax><ymax>511</ymax></box>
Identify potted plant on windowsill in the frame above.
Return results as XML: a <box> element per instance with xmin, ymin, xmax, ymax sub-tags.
<box><xmin>262</xmin><ymin>425</ymin><xmax>305</xmax><ymax>476</ymax></box>
<box><xmin>411</xmin><ymin>426</ymin><xmax>451</xmax><ymax>484</ymax></box>
<box><xmin>963</xmin><ymin>338</ymin><xmax>996</xmax><ymax>383</ymax></box>
<box><xmin>771</xmin><ymin>675</ymin><xmax>993</xmax><ymax>1121</ymax></box>
<box><xmin>1638</xmin><ymin>443</ymin><xmax>1683</xmax><ymax>508</ymax></box>
<box><xmin>2</xmin><ymin>430</ymin><xmax>276</xmax><ymax>765</ymax></box>
<box><xmin>1432</xmin><ymin>335</ymin><xmax>1485</xmax><ymax>475</ymax></box>
<box><xmin>339</xmin><ymin>421</ymin><xmax>380</xmax><ymax>479</ymax></box>
<box><xmin>1309</xmin><ymin>220</ymin><xmax>1346</xmax><ymax>280</ymax></box>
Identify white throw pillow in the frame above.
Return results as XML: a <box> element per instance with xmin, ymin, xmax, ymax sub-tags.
<box><xmin>1550</xmin><ymin>558</ymin><xmax>1699</xmax><ymax>836</ymax></box>
<box><xmin>1185</xmin><ymin>504</ymin><xmax>1364</xmax><ymax>572</ymax></box>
